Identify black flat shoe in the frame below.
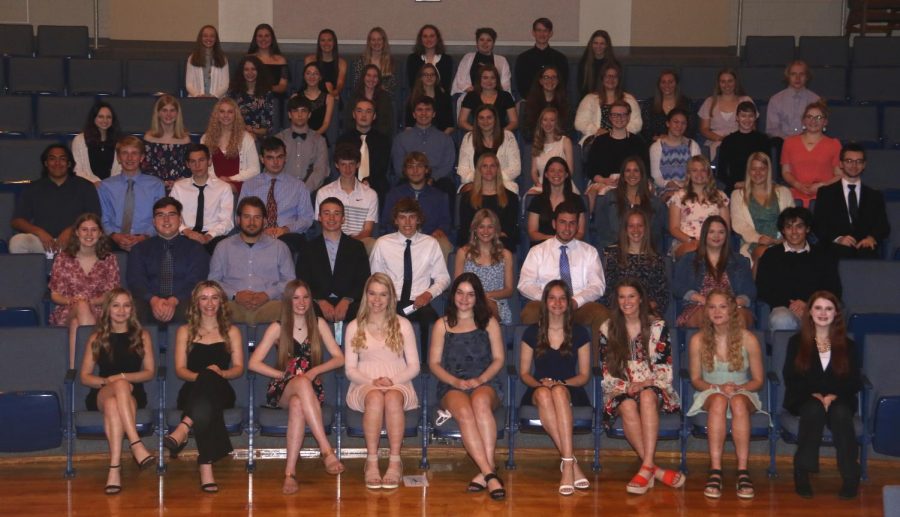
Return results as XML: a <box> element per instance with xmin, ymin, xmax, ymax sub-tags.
<box><xmin>483</xmin><ymin>472</ymin><xmax>505</xmax><ymax>500</ymax></box>
<box><xmin>794</xmin><ymin>466</ymin><xmax>813</xmax><ymax>499</ymax></box>
<box><xmin>129</xmin><ymin>440</ymin><xmax>156</xmax><ymax>470</ymax></box>
<box><xmin>104</xmin><ymin>464</ymin><xmax>121</xmax><ymax>495</ymax></box>
<box><xmin>838</xmin><ymin>480</ymin><xmax>858</xmax><ymax>500</ymax></box>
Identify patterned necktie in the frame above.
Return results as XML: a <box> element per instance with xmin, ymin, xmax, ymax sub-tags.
<box><xmin>358</xmin><ymin>134</ymin><xmax>370</xmax><ymax>181</ymax></box>
<box><xmin>265</xmin><ymin>178</ymin><xmax>278</xmax><ymax>229</ymax></box>
<box><xmin>193</xmin><ymin>184</ymin><xmax>206</xmax><ymax>233</ymax></box>
<box><xmin>401</xmin><ymin>239</ymin><xmax>413</xmax><ymax>303</ymax></box>
<box><xmin>848</xmin><ymin>184</ymin><xmax>859</xmax><ymax>224</ymax></box>
<box><xmin>559</xmin><ymin>245</ymin><xmax>572</xmax><ymax>289</ymax></box>
<box><xmin>121</xmin><ymin>178</ymin><xmax>135</xmax><ymax>234</ymax></box>
<box><xmin>159</xmin><ymin>239</ymin><xmax>174</xmax><ymax>297</ymax></box>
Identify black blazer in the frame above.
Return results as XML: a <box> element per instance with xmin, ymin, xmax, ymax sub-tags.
<box><xmin>782</xmin><ymin>334</ymin><xmax>862</xmax><ymax>416</ymax></box>
<box><xmin>813</xmin><ymin>181</ymin><xmax>890</xmax><ymax>245</ymax></box>
<box><xmin>296</xmin><ymin>233</ymin><xmax>370</xmax><ymax>313</ymax></box>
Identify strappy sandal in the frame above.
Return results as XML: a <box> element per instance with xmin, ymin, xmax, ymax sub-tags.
<box><xmin>199</xmin><ymin>464</ymin><xmax>218</xmax><ymax>493</ymax></box>
<box><xmin>655</xmin><ymin>467</ymin><xmax>686</xmax><ymax>489</ymax></box>
<box><xmin>129</xmin><ymin>440</ymin><xmax>156</xmax><ymax>470</ymax></box>
<box><xmin>322</xmin><ymin>450</ymin><xmax>344</xmax><ymax>475</ymax></box>
<box><xmin>104</xmin><ymin>464</ymin><xmax>121</xmax><ymax>495</ymax></box>
<box><xmin>282</xmin><ymin>473</ymin><xmax>299</xmax><ymax>495</ymax></box>
<box><xmin>163</xmin><ymin>420</ymin><xmax>191</xmax><ymax>459</ymax></box>
<box><xmin>381</xmin><ymin>455</ymin><xmax>403</xmax><ymax>489</ymax></box>
<box><xmin>364</xmin><ymin>454</ymin><xmax>382</xmax><ymax>489</ymax></box>
<box><xmin>467</xmin><ymin>472</ymin><xmax>487</xmax><ymax>493</ymax></box>
<box><xmin>626</xmin><ymin>465</ymin><xmax>656</xmax><ymax>495</ymax></box>
<box><xmin>561</xmin><ymin>456</ymin><xmax>590</xmax><ymax>490</ymax></box>
<box><xmin>736</xmin><ymin>469</ymin><xmax>755</xmax><ymax>499</ymax></box>
<box><xmin>704</xmin><ymin>469</ymin><xmax>724</xmax><ymax>499</ymax></box>
<box><xmin>483</xmin><ymin>472</ymin><xmax>506</xmax><ymax>500</ymax></box>
<box><xmin>559</xmin><ymin>457</ymin><xmax>576</xmax><ymax>495</ymax></box>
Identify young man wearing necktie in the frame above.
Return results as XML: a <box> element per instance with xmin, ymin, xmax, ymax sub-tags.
<box><xmin>170</xmin><ymin>143</ymin><xmax>234</xmax><ymax>254</ymax></box>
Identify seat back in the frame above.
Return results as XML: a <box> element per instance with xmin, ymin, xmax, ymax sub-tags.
<box><xmin>68</xmin><ymin>58</ymin><xmax>123</xmax><ymax>96</ymax></box>
<box><xmin>852</xmin><ymin>37</ymin><xmax>900</xmax><ymax>67</ymax></box>
<box><xmin>863</xmin><ymin>334</ymin><xmax>900</xmax><ymax>456</ymax></box>
<box><xmin>0</xmin><ymin>24</ymin><xmax>34</xmax><ymax>57</ymax></box>
<box><xmin>0</xmin><ymin>327</ymin><xmax>68</xmax><ymax>451</ymax></box>
<box><xmin>105</xmin><ymin>97</ymin><xmax>157</xmax><ymax>135</ymax></box>
<box><xmin>125</xmin><ymin>59</ymin><xmax>180</xmax><ymax>97</ymax></box>
<box><xmin>180</xmin><ymin>97</ymin><xmax>218</xmax><ymax>137</ymax></box>
<box><xmin>0</xmin><ymin>253</ymin><xmax>48</xmax><ymax>324</ymax></box>
<box><xmin>738</xmin><ymin>66</ymin><xmax>787</xmax><ymax>103</ymax></box>
<box><xmin>0</xmin><ymin>139</ymin><xmax>56</xmax><ymax>182</ymax></box>
<box><xmin>884</xmin><ymin>107</ymin><xmax>900</xmax><ymax>149</ymax></box>
<box><xmin>36</xmin><ymin>96</ymin><xmax>96</xmax><ymax>137</ymax></box>
<box><xmin>679</xmin><ymin>66</ymin><xmax>721</xmax><ymax>100</ymax></box>
<box><xmin>809</xmin><ymin>67</ymin><xmax>848</xmax><ymax>102</ymax></box>
<box><xmin>0</xmin><ymin>96</ymin><xmax>34</xmax><ymax>136</ymax></box>
<box><xmin>864</xmin><ymin>150</ymin><xmax>900</xmax><ymax>192</ymax></box>
<box><xmin>840</xmin><ymin>260</ymin><xmax>900</xmax><ymax>315</ymax></box>
<box><xmin>0</xmin><ymin>191</ymin><xmax>15</xmax><ymax>244</ymax></box>
<box><xmin>827</xmin><ymin>106</ymin><xmax>880</xmax><ymax>147</ymax></box>
<box><xmin>8</xmin><ymin>57</ymin><xmax>65</xmax><ymax>95</ymax></box>
<box><xmin>850</xmin><ymin>68</ymin><xmax>900</xmax><ymax>104</ymax></box>
<box><xmin>623</xmin><ymin>65</ymin><xmax>674</xmax><ymax>101</ymax></box>
<box><xmin>798</xmin><ymin>36</ymin><xmax>850</xmax><ymax>67</ymax></box>
<box><xmin>36</xmin><ymin>25</ymin><xmax>89</xmax><ymax>58</ymax></box>
<box><xmin>743</xmin><ymin>36</ymin><xmax>795</xmax><ymax>66</ymax></box>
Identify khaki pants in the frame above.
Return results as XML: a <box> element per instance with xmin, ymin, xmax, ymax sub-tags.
<box><xmin>227</xmin><ymin>299</ymin><xmax>282</xmax><ymax>325</ymax></box>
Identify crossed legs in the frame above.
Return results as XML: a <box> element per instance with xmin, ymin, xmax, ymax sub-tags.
<box><xmin>531</xmin><ymin>385</ymin><xmax>587</xmax><ymax>490</ymax></box>
<box><xmin>97</xmin><ymin>379</ymin><xmax>151</xmax><ymax>490</ymax></box>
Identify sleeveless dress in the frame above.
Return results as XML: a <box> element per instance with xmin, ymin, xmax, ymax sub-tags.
<box><xmin>177</xmin><ymin>341</ymin><xmax>236</xmax><ymax>464</ymax></box>
<box><xmin>85</xmin><ymin>332</ymin><xmax>147</xmax><ymax>411</ymax></box>
<box><xmin>177</xmin><ymin>342</ymin><xmax>235</xmax><ymax>410</ymax></box>
<box><xmin>305</xmin><ymin>90</ymin><xmax>328</xmax><ymax>132</ymax></box>
<box><xmin>687</xmin><ymin>346</ymin><xmax>763</xmax><ymax>417</ymax></box>
<box><xmin>265</xmin><ymin>338</ymin><xmax>326</xmax><ymax>408</ymax></box>
<box><xmin>142</xmin><ymin>141</ymin><xmax>190</xmax><ymax>183</ymax></box>
<box><xmin>316</xmin><ymin>59</ymin><xmax>338</xmax><ymax>90</ymax></box>
<box><xmin>746</xmin><ymin>196</ymin><xmax>780</xmax><ymax>254</ymax></box>
<box><xmin>521</xmin><ymin>325</ymin><xmax>591</xmax><ymax>406</ymax></box>
<box><xmin>463</xmin><ymin>258</ymin><xmax>512</xmax><ymax>324</ymax></box>
<box><xmin>436</xmin><ymin>325</ymin><xmax>503</xmax><ymax>402</ymax></box>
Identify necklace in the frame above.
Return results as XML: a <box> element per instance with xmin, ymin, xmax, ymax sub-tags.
<box><xmin>815</xmin><ymin>337</ymin><xmax>831</xmax><ymax>353</ymax></box>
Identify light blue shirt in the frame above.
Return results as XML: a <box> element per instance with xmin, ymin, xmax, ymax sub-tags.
<box><xmin>238</xmin><ymin>171</ymin><xmax>314</xmax><ymax>234</ymax></box>
<box><xmin>390</xmin><ymin>125</ymin><xmax>455</xmax><ymax>181</ymax></box>
<box><xmin>98</xmin><ymin>172</ymin><xmax>165</xmax><ymax>235</ymax></box>
<box><xmin>208</xmin><ymin>233</ymin><xmax>295</xmax><ymax>299</ymax></box>
<box><xmin>765</xmin><ymin>87</ymin><xmax>820</xmax><ymax>138</ymax></box>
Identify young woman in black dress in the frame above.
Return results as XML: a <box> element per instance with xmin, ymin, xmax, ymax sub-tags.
<box><xmin>248</xmin><ymin>280</ymin><xmax>345</xmax><ymax>494</ymax></box>
<box><xmin>79</xmin><ymin>287</ymin><xmax>156</xmax><ymax>494</ymax></box>
<box><xmin>163</xmin><ymin>280</ymin><xmax>244</xmax><ymax>493</ymax></box>
<box><xmin>428</xmin><ymin>273</ymin><xmax>506</xmax><ymax>498</ymax></box>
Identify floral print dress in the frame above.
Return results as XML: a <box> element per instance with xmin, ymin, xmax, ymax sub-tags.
<box><xmin>265</xmin><ymin>338</ymin><xmax>325</xmax><ymax>408</ymax></box>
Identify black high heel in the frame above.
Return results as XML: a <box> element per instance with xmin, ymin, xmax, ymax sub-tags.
<box><xmin>483</xmin><ymin>472</ymin><xmax>506</xmax><ymax>500</ymax></box>
<box><xmin>163</xmin><ymin>420</ymin><xmax>192</xmax><ymax>459</ymax></box>
<box><xmin>129</xmin><ymin>440</ymin><xmax>156</xmax><ymax>470</ymax></box>
<box><xmin>104</xmin><ymin>464</ymin><xmax>121</xmax><ymax>495</ymax></box>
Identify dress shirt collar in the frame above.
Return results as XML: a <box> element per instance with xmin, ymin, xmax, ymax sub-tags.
<box><xmin>783</xmin><ymin>241</ymin><xmax>811</xmax><ymax>253</ymax></box>
<box><xmin>552</xmin><ymin>236</ymin><xmax>577</xmax><ymax>248</ymax></box>
<box><xmin>394</xmin><ymin>231</ymin><xmax>421</xmax><ymax>244</ymax></box>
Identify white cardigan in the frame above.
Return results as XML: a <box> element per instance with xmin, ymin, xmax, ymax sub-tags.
<box><xmin>451</xmin><ymin>52</ymin><xmax>512</xmax><ymax>96</ymax></box>
<box><xmin>185</xmin><ymin>56</ymin><xmax>230</xmax><ymax>98</ymax></box>
<box><xmin>457</xmin><ymin>130</ymin><xmax>521</xmax><ymax>194</ymax></box>
<box><xmin>574</xmin><ymin>92</ymin><xmax>642</xmax><ymax>146</ymax></box>
<box><xmin>730</xmin><ymin>185</ymin><xmax>795</xmax><ymax>258</ymax></box>
<box><xmin>648</xmin><ymin>138</ymin><xmax>702</xmax><ymax>189</ymax></box>
<box><xmin>200</xmin><ymin>131</ymin><xmax>260</xmax><ymax>183</ymax></box>
<box><xmin>71</xmin><ymin>132</ymin><xmax>121</xmax><ymax>184</ymax></box>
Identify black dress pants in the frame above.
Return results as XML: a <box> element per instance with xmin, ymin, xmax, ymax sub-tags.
<box><xmin>178</xmin><ymin>369</ymin><xmax>236</xmax><ymax>464</ymax></box>
<box><xmin>794</xmin><ymin>398</ymin><xmax>860</xmax><ymax>482</ymax></box>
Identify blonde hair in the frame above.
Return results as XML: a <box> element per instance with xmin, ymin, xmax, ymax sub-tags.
<box><xmin>185</xmin><ymin>280</ymin><xmax>233</xmax><ymax>355</ymax></box>
<box><xmin>203</xmin><ymin>97</ymin><xmax>248</xmax><ymax>158</ymax></box>
<box><xmin>351</xmin><ymin>273</ymin><xmax>403</xmax><ymax>354</ymax></box>
<box><xmin>682</xmin><ymin>155</ymin><xmax>726</xmax><ymax>207</ymax></box>
<box><xmin>531</xmin><ymin>107</ymin><xmax>562</xmax><ymax>158</ymax></box>
<box><xmin>464</xmin><ymin>208</ymin><xmax>505</xmax><ymax>265</ymax></box>
<box><xmin>277</xmin><ymin>280</ymin><xmax>322</xmax><ymax>370</ymax></box>
<box><xmin>148</xmin><ymin>94</ymin><xmax>188</xmax><ymax>139</ymax></box>
<box><xmin>470</xmin><ymin>153</ymin><xmax>508</xmax><ymax>209</ymax></box>
<box><xmin>699</xmin><ymin>289</ymin><xmax>744</xmax><ymax>372</ymax></box>
<box><xmin>364</xmin><ymin>27</ymin><xmax>393</xmax><ymax>77</ymax></box>
<box><xmin>92</xmin><ymin>288</ymin><xmax>144</xmax><ymax>362</ymax></box>
<box><xmin>741</xmin><ymin>152</ymin><xmax>777</xmax><ymax>206</ymax></box>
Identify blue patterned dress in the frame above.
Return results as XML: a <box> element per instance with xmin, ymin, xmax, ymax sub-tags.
<box><xmin>464</xmin><ymin>258</ymin><xmax>512</xmax><ymax>324</ymax></box>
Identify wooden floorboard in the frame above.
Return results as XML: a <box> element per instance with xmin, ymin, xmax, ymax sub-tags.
<box><xmin>0</xmin><ymin>450</ymin><xmax>890</xmax><ymax>516</ymax></box>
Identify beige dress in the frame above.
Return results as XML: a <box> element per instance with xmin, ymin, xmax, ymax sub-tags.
<box><xmin>344</xmin><ymin>317</ymin><xmax>420</xmax><ymax>411</ymax></box>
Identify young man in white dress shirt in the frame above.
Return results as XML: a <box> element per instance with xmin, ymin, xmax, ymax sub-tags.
<box><xmin>518</xmin><ymin>201</ymin><xmax>609</xmax><ymax>331</ymax></box>
<box><xmin>170</xmin><ymin>143</ymin><xmax>234</xmax><ymax>253</ymax></box>
<box><xmin>369</xmin><ymin>197</ymin><xmax>450</xmax><ymax>349</ymax></box>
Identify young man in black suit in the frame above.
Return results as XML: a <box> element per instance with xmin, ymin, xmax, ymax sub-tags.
<box><xmin>813</xmin><ymin>142</ymin><xmax>890</xmax><ymax>259</ymax></box>
<box><xmin>296</xmin><ymin>197</ymin><xmax>371</xmax><ymax>324</ymax></box>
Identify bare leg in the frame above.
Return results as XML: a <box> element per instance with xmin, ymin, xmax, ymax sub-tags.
<box><xmin>382</xmin><ymin>391</ymin><xmax>406</xmax><ymax>488</ymax></box>
<box><xmin>443</xmin><ymin>389</ymin><xmax>497</xmax><ymax>489</ymax></box>
<box><xmin>98</xmin><ymin>389</ymin><xmax>124</xmax><ymax>490</ymax></box>
<box><xmin>532</xmin><ymin>387</ymin><xmax>563</xmax><ymax>449</ymax></box>
<box><xmin>638</xmin><ymin>389</ymin><xmax>660</xmax><ymax>468</ymax></box>
<box><xmin>729</xmin><ymin>394</ymin><xmax>753</xmax><ymax>470</ymax></box>
<box><xmin>617</xmin><ymin>399</ymin><xmax>646</xmax><ymax>460</ymax></box>
<box><xmin>362</xmin><ymin>390</ymin><xmax>385</xmax><ymax>486</ymax></box>
<box><xmin>703</xmin><ymin>394</ymin><xmax>729</xmax><ymax>470</ymax></box>
<box><xmin>282</xmin><ymin>394</ymin><xmax>306</xmax><ymax>490</ymax></box>
<box><xmin>550</xmin><ymin>385</ymin><xmax>576</xmax><ymax>488</ymax></box>
<box><xmin>470</xmin><ymin>386</ymin><xmax>500</xmax><ymax>471</ymax></box>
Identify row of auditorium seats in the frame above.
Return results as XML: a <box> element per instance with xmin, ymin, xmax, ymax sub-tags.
<box><xmin>0</xmin><ymin>24</ymin><xmax>90</xmax><ymax>59</ymax></box>
<box><xmin>2</xmin><ymin>321</ymin><xmax>898</xmax><ymax>479</ymax></box>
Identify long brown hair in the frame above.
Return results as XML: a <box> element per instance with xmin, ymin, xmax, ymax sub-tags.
<box><xmin>651</xmin><ymin>69</ymin><xmax>690</xmax><ymax>115</ymax></box>
<box><xmin>230</xmin><ymin>55</ymin><xmax>273</xmax><ymax>99</ymax></box>
<box><xmin>91</xmin><ymin>288</ymin><xmax>144</xmax><ymax>362</ymax></box>
<box><xmin>578</xmin><ymin>30</ymin><xmax>616</xmax><ymax>94</ymax></box>
<box><xmin>604</xmin><ymin>279</ymin><xmax>653</xmax><ymax>379</ymax></box>
<box><xmin>277</xmin><ymin>280</ymin><xmax>322</xmax><ymax>370</ymax></box>
<box><xmin>693</xmin><ymin>215</ymin><xmax>732</xmax><ymax>282</ymax></box>
<box><xmin>472</xmin><ymin>104</ymin><xmax>504</xmax><ymax>155</ymax></box>
<box><xmin>796</xmin><ymin>290</ymin><xmax>850</xmax><ymax>377</ymax></box>
<box><xmin>535</xmin><ymin>281</ymin><xmax>574</xmax><ymax>358</ymax></box>
<box><xmin>470</xmin><ymin>153</ymin><xmax>508</xmax><ymax>209</ymax></box>
<box><xmin>707</xmin><ymin>68</ymin><xmax>746</xmax><ymax>118</ymax></box>
<box><xmin>699</xmin><ymin>289</ymin><xmax>744</xmax><ymax>372</ymax></box>
<box><xmin>185</xmin><ymin>280</ymin><xmax>233</xmax><ymax>355</ymax></box>
<box><xmin>64</xmin><ymin>212</ymin><xmax>112</xmax><ymax>260</ymax></box>
<box><xmin>594</xmin><ymin>61</ymin><xmax>624</xmax><ymax>103</ymax></box>
<box><xmin>531</xmin><ymin>106</ymin><xmax>564</xmax><ymax>157</ymax></box>
<box><xmin>189</xmin><ymin>25</ymin><xmax>227</xmax><ymax>68</ymax></box>
<box><xmin>616</xmin><ymin>209</ymin><xmax>655</xmax><ymax>263</ymax></box>
<box><xmin>363</xmin><ymin>27</ymin><xmax>393</xmax><ymax>76</ymax></box>
<box><xmin>525</xmin><ymin>66</ymin><xmax>569</xmax><ymax>136</ymax></box>
<box><xmin>614</xmin><ymin>156</ymin><xmax>655</xmax><ymax>220</ymax></box>
<box><xmin>445</xmin><ymin>273</ymin><xmax>491</xmax><ymax>329</ymax></box>
<box><xmin>407</xmin><ymin>63</ymin><xmax>446</xmax><ymax>116</ymax></box>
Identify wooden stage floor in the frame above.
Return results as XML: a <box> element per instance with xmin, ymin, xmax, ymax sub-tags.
<box><xmin>0</xmin><ymin>449</ymin><xmax>892</xmax><ymax>516</ymax></box>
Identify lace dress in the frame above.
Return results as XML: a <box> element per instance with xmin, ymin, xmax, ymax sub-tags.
<box><xmin>463</xmin><ymin>258</ymin><xmax>511</xmax><ymax>324</ymax></box>
<box><xmin>265</xmin><ymin>338</ymin><xmax>326</xmax><ymax>408</ymax></box>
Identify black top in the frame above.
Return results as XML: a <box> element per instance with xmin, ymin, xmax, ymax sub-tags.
<box><xmin>716</xmin><ymin>131</ymin><xmax>772</xmax><ymax>195</ymax></box>
<box><xmin>756</xmin><ymin>244</ymin><xmax>841</xmax><ymax>308</ymax></box>
<box><xmin>86</xmin><ymin>332</ymin><xmax>147</xmax><ymax>410</ymax></box>
<box><xmin>404</xmin><ymin>89</ymin><xmax>455</xmax><ymax>131</ymax></box>
<box><xmin>813</xmin><ymin>181</ymin><xmax>891</xmax><ymax>249</ymax></box>
<box><xmin>315</xmin><ymin>59</ymin><xmax>338</xmax><ymax>90</ymax></box>
<box><xmin>87</xmin><ymin>139</ymin><xmax>116</xmax><ymax>180</ymax></box>
<box><xmin>336</xmin><ymin>128</ymin><xmax>392</xmax><ymax>199</ymax></box>
<box><xmin>126</xmin><ymin>235</ymin><xmax>211</xmax><ymax>303</ymax></box>
<box><xmin>527</xmin><ymin>192</ymin><xmax>586</xmax><ymax>242</ymax></box>
<box><xmin>405</xmin><ymin>53</ymin><xmax>455</xmax><ymax>93</ymax></box>
<box><xmin>783</xmin><ymin>334</ymin><xmax>862</xmax><ymax>415</ymax></box>
<box><xmin>13</xmin><ymin>175</ymin><xmax>101</xmax><ymax>236</ymax></box>
<box><xmin>522</xmin><ymin>324</ymin><xmax>590</xmax><ymax>381</ymax></box>
<box><xmin>457</xmin><ymin>190</ymin><xmax>520</xmax><ymax>252</ymax></box>
<box><xmin>305</xmin><ymin>89</ymin><xmax>328</xmax><ymax>132</ymax></box>
<box><xmin>577</xmin><ymin>56</ymin><xmax>608</xmax><ymax>98</ymax></box>
<box><xmin>514</xmin><ymin>46</ymin><xmax>569</xmax><ymax>98</ymax></box>
<box><xmin>296</xmin><ymin>232</ymin><xmax>370</xmax><ymax>307</ymax></box>
<box><xmin>187</xmin><ymin>342</ymin><xmax>230</xmax><ymax>373</ymax></box>
<box><xmin>639</xmin><ymin>99</ymin><xmax>697</xmax><ymax>142</ymax></box>
<box><xmin>264</xmin><ymin>63</ymin><xmax>290</xmax><ymax>85</ymax></box>
<box><xmin>585</xmin><ymin>133</ymin><xmax>650</xmax><ymax>178</ymax></box>
<box><xmin>461</xmin><ymin>91</ymin><xmax>516</xmax><ymax>128</ymax></box>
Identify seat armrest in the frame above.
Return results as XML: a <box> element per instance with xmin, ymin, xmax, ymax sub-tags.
<box><xmin>65</xmin><ymin>369</ymin><xmax>76</xmax><ymax>383</ymax></box>
<box><xmin>506</xmin><ymin>364</ymin><xmax>518</xmax><ymax>378</ymax></box>
<box><xmin>766</xmin><ymin>371</ymin><xmax>781</xmax><ymax>385</ymax></box>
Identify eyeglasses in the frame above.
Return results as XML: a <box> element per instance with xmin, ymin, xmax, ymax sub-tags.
<box><xmin>804</xmin><ymin>114</ymin><xmax>826</xmax><ymax>121</ymax></box>
<box><xmin>842</xmin><ymin>158</ymin><xmax>866</xmax><ymax>165</ymax></box>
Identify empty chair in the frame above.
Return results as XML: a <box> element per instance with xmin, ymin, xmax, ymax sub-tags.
<box><xmin>866</xmin><ymin>334</ymin><xmax>900</xmax><ymax>458</ymax></box>
<box><xmin>180</xmin><ymin>97</ymin><xmax>218</xmax><ymax>136</ymax></box>
<box><xmin>679</xmin><ymin>66</ymin><xmax>721</xmax><ymax>101</ymax></box>
<box><xmin>68</xmin><ymin>58</ymin><xmax>123</xmax><ymax>96</ymax></box>
<box><xmin>884</xmin><ymin>107</ymin><xmax>900</xmax><ymax>149</ymax></box>
<box><xmin>7</xmin><ymin>57</ymin><xmax>65</xmax><ymax>95</ymax></box>
<box><xmin>852</xmin><ymin>37</ymin><xmax>900</xmax><ymax>67</ymax></box>
<box><xmin>809</xmin><ymin>67</ymin><xmax>848</xmax><ymax>103</ymax></box>
<box><xmin>840</xmin><ymin>260</ymin><xmax>900</xmax><ymax>316</ymax></box>
<box><xmin>826</xmin><ymin>106</ymin><xmax>880</xmax><ymax>147</ymax></box>
<box><xmin>0</xmin><ymin>139</ymin><xmax>56</xmax><ymax>182</ymax></box>
<box><xmin>851</xmin><ymin>68</ymin><xmax>900</xmax><ymax>104</ymax></box>
<box><xmin>738</xmin><ymin>66</ymin><xmax>786</xmax><ymax>103</ymax></box>
<box><xmin>0</xmin><ymin>191</ymin><xmax>14</xmax><ymax>245</ymax></box>
<box><xmin>0</xmin><ymin>96</ymin><xmax>34</xmax><ymax>137</ymax></box>
<box><xmin>743</xmin><ymin>36</ymin><xmax>795</xmax><ymax>67</ymax></box>
<box><xmin>798</xmin><ymin>36</ymin><xmax>850</xmax><ymax>67</ymax></box>
<box><xmin>125</xmin><ymin>59</ymin><xmax>180</xmax><ymax>97</ymax></box>
<box><xmin>863</xmin><ymin>150</ymin><xmax>900</xmax><ymax>192</ymax></box>
<box><xmin>105</xmin><ymin>97</ymin><xmax>157</xmax><ymax>135</ymax></box>
<box><xmin>623</xmin><ymin>64</ymin><xmax>675</xmax><ymax>101</ymax></box>
<box><xmin>0</xmin><ymin>253</ymin><xmax>47</xmax><ymax>326</ymax></box>
<box><xmin>36</xmin><ymin>25</ymin><xmax>89</xmax><ymax>58</ymax></box>
<box><xmin>37</xmin><ymin>96</ymin><xmax>96</xmax><ymax>137</ymax></box>
<box><xmin>0</xmin><ymin>327</ymin><xmax>68</xmax><ymax>453</ymax></box>
<box><xmin>0</xmin><ymin>23</ymin><xmax>34</xmax><ymax>57</ymax></box>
